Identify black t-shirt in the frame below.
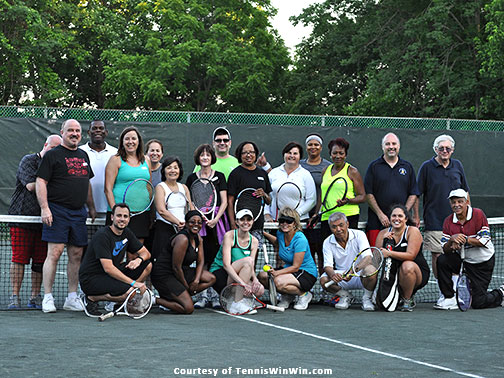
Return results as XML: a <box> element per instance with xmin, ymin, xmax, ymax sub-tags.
<box><xmin>79</xmin><ymin>226</ymin><xmax>143</xmax><ymax>278</ymax></box>
<box><xmin>153</xmin><ymin>229</ymin><xmax>198</xmax><ymax>276</ymax></box>
<box><xmin>186</xmin><ymin>171</ymin><xmax>227</xmax><ymax>208</ymax></box>
<box><xmin>227</xmin><ymin>165</ymin><xmax>272</xmax><ymax>230</ymax></box>
<box><xmin>37</xmin><ymin>145</ymin><xmax>94</xmax><ymax>209</ymax></box>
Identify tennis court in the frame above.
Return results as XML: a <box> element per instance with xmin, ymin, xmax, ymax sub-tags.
<box><xmin>1</xmin><ymin>218</ymin><xmax>503</xmax><ymax>377</ymax></box>
<box><xmin>1</xmin><ymin>303</ymin><xmax>501</xmax><ymax>377</ymax></box>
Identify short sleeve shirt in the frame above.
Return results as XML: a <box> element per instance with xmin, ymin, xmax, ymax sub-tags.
<box><xmin>277</xmin><ymin>230</ymin><xmax>318</xmax><ymax>278</ymax></box>
<box><xmin>79</xmin><ymin>226</ymin><xmax>143</xmax><ymax>278</ymax></box>
<box><xmin>37</xmin><ymin>145</ymin><xmax>94</xmax><ymax>209</ymax></box>
<box><xmin>364</xmin><ymin>156</ymin><xmax>419</xmax><ymax>230</ymax></box>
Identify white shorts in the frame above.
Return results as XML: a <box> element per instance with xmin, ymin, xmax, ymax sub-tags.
<box><xmin>321</xmin><ymin>273</ymin><xmax>364</xmax><ymax>291</ymax></box>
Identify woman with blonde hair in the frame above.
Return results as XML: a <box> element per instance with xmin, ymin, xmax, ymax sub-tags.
<box><xmin>259</xmin><ymin>207</ymin><xmax>318</xmax><ymax>310</ymax></box>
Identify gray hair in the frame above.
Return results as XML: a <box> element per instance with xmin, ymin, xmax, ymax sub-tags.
<box><xmin>381</xmin><ymin>132</ymin><xmax>400</xmax><ymax>148</ymax></box>
<box><xmin>433</xmin><ymin>134</ymin><xmax>455</xmax><ymax>152</ymax></box>
<box><xmin>328</xmin><ymin>212</ymin><xmax>348</xmax><ymax>224</ymax></box>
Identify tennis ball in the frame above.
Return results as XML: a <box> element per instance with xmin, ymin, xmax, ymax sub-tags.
<box><xmin>263</xmin><ymin>265</ymin><xmax>271</xmax><ymax>272</ymax></box>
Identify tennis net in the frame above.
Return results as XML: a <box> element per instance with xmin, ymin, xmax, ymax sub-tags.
<box><xmin>1</xmin><ymin>216</ymin><xmax>503</xmax><ymax>309</ymax></box>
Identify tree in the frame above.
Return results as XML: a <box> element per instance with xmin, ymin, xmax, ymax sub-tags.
<box><xmin>101</xmin><ymin>0</ymin><xmax>291</xmax><ymax>112</ymax></box>
<box><xmin>288</xmin><ymin>0</ymin><xmax>498</xmax><ymax>119</ymax></box>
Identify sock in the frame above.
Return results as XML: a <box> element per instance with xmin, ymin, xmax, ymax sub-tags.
<box><xmin>67</xmin><ymin>292</ymin><xmax>77</xmax><ymax>300</ymax></box>
<box><xmin>44</xmin><ymin>293</ymin><xmax>53</xmax><ymax>301</ymax></box>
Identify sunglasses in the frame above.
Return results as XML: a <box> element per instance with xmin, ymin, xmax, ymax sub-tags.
<box><xmin>437</xmin><ymin>146</ymin><xmax>452</xmax><ymax>152</ymax></box>
<box><xmin>214</xmin><ymin>138</ymin><xmax>230</xmax><ymax>144</ymax></box>
<box><xmin>278</xmin><ymin>216</ymin><xmax>295</xmax><ymax>224</ymax></box>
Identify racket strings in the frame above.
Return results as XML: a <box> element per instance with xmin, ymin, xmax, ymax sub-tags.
<box><xmin>276</xmin><ymin>183</ymin><xmax>302</xmax><ymax>210</ymax></box>
<box><xmin>352</xmin><ymin>248</ymin><xmax>383</xmax><ymax>277</ymax></box>
<box><xmin>124</xmin><ymin>180</ymin><xmax>154</xmax><ymax>212</ymax></box>
<box><xmin>220</xmin><ymin>285</ymin><xmax>255</xmax><ymax>314</ymax></box>
<box><xmin>191</xmin><ymin>181</ymin><xmax>216</xmax><ymax>212</ymax></box>
<box><xmin>321</xmin><ymin>178</ymin><xmax>348</xmax><ymax>212</ymax></box>
<box><xmin>236</xmin><ymin>190</ymin><xmax>262</xmax><ymax>219</ymax></box>
<box><xmin>126</xmin><ymin>291</ymin><xmax>152</xmax><ymax>315</ymax></box>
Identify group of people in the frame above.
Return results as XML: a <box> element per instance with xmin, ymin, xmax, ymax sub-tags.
<box><xmin>7</xmin><ymin>119</ymin><xmax>504</xmax><ymax>315</ymax></box>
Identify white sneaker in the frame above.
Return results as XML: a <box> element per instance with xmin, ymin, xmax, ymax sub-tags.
<box><xmin>211</xmin><ymin>296</ymin><xmax>222</xmax><ymax>309</ymax></box>
<box><xmin>361</xmin><ymin>295</ymin><xmax>375</xmax><ymax>311</ymax></box>
<box><xmin>246</xmin><ymin>309</ymin><xmax>258</xmax><ymax>315</ymax></box>
<box><xmin>42</xmin><ymin>296</ymin><xmax>56</xmax><ymax>313</ymax></box>
<box><xmin>277</xmin><ymin>294</ymin><xmax>295</xmax><ymax>309</ymax></box>
<box><xmin>436</xmin><ymin>294</ymin><xmax>445</xmax><ymax>306</ymax></box>
<box><xmin>63</xmin><ymin>296</ymin><xmax>84</xmax><ymax>311</ymax></box>
<box><xmin>294</xmin><ymin>292</ymin><xmax>313</xmax><ymax>310</ymax></box>
<box><xmin>433</xmin><ymin>296</ymin><xmax>458</xmax><ymax>310</ymax></box>
<box><xmin>334</xmin><ymin>291</ymin><xmax>354</xmax><ymax>310</ymax></box>
<box><xmin>194</xmin><ymin>296</ymin><xmax>208</xmax><ymax>309</ymax></box>
<box><xmin>104</xmin><ymin>301</ymin><xmax>115</xmax><ymax>312</ymax></box>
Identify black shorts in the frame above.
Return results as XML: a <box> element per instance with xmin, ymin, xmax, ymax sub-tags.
<box><xmin>80</xmin><ymin>260</ymin><xmax>150</xmax><ymax>296</ymax></box>
<box><xmin>151</xmin><ymin>267</ymin><xmax>196</xmax><ymax>299</ymax></box>
<box><xmin>291</xmin><ymin>269</ymin><xmax>317</xmax><ymax>293</ymax></box>
<box><xmin>106</xmin><ymin>211</ymin><xmax>151</xmax><ymax>239</ymax></box>
<box><xmin>211</xmin><ymin>268</ymin><xmax>229</xmax><ymax>294</ymax></box>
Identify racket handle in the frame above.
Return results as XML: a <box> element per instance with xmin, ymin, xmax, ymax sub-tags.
<box><xmin>324</xmin><ymin>280</ymin><xmax>335</xmax><ymax>288</ymax></box>
<box><xmin>98</xmin><ymin>311</ymin><xmax>115</xmax><ymax>322</ymax></box>
<box><xmin>265</xmin><ymin>304</ymin><xmax>285</xmax><ymax>312</ymax></box>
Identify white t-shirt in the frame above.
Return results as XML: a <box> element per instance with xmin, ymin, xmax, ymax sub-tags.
<box><xmin>79</xmin><ymin>142</ymin><xmax>118</xmax><ymax>213</ymax></box>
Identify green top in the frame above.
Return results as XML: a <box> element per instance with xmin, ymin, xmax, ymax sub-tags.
<box><xmin>210</xmin><ymin>230</ymin><xmax>252</xmax><ymax>272</ymax></box>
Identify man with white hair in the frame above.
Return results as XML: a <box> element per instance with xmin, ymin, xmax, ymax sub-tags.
<box><xmin>434</xmin><ymin>189</ymin><xmax>503</xmax><ymax>310</ymax></box>
<box><xmin>416</xmin><ymin>135</ymin><xmax>469</xmax><ymax>305</ymax></box>
<box><xmin>364</xmin><ymin>132</ymin><xmax>419</xmax><ymax>246</ymax></box>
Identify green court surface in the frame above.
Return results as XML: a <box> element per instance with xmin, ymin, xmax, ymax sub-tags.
<box><xmin>1</xmin><ymin>303</ymin><xmax>502</xmax><ymax>378</ymax></box>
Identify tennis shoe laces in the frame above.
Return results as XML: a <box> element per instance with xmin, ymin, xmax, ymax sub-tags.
<box><xmin>63</xmin><ymin>295</ymin><xmax>84</xmax><ymax>311</ymax></box>
<box><xmin>433</xmin><ymin>296</ymin><xmax>458</xmax><ymax>310</ymax></box>
<box><xmin>42</xmin><ymin>296</ymin><xmax>57</xmax><ymax>313</ymax></box>
<box><xmin>27</xmin><ymin>295</ymin><xmax>42</xmax><ymax>309</ymax></box>
<box><xmin>81</xmin><ymin>295</ymin><xmax>102</xmax><ymax>318</ymax></box>
<box><xmin>334</xmin><ymin>290</ymin><xmax>353</xmax><ymax>310</ymax></box>
<box><xmin>361</xmin><ymin>295</ymin><xmax>375</xmax><ymax>311</ymax></box>
<box><xmin>8</xmin><ymin>295</ymin><xmax>20</xmax><ymax>309</ymax></box>
<box><xmin>294</xmin><ymin>292</ymin><xmax>313</xmax><ymax>310</ymax></box>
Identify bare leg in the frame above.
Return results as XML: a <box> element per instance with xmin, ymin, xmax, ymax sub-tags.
<box><xmin>43</xmin><ymin>243</ymin><xmax>65</xmax><ymax>295</ymax></box>
<box><xmin>66</xmin><ymin>245</ymin><xmax>83</xmax><ymax>293</ymax></box>
<box><xmin>399</xmin><ymin>261</ymin><xmax>422</xmax><ymax>299</ymax></box>
<box><xmin>195</xmin><ymin>270</ymin><xmax>216</xmax><ymax>293</ymax></box>
<box><xmin>31</xmin><ymin>271</ymin><xmax>43</xmax><ymax>298</ymax></box>
<box><xmin>10</xmin><ymin>263</ymin><xmax>25</xmax><ymax>296</ymax></box>
<box><xmin>157</xmin><ymin>290</ymin><xmax>194</xmax><ymax>314</ymax></box>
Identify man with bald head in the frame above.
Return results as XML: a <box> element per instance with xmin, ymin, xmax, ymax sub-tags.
<box><xmin>8</xmin><ymin>134</ymin><xmax>62</xmax><ymax>309</ymax></box>
<box><xmin>364</xmin><ymin>133</ymin><xmax>419</xmax><ymax>246</ymax></box>
<box><xmin>36</xmin><ymin>119</ymin><xmax>96</xmax><ymax>313</ymax></box>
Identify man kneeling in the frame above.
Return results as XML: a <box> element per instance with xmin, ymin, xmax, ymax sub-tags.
<box><xmin>79</xmin><ymin>203</ymin><xmax>152</xmax><ymax>317</ymax></box>
<box><xmin>320</xmin><ymin>212</ymin><xmax>376</xmax><ymax>311</ymax></box>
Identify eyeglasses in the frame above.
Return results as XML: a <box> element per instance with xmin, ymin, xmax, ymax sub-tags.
<box><xmin>214</xmin><ymin>138</ymin><xmax>230</xmax><ymax>144</ymax></box>
<box><xmin>437</xmin><ymin>146</ymin><xmax>452</xmax><ymax>152</ymax></box>
<box><xmin>278</xmin><ymin>216</ymin><xmax>295</xmax><ymax>224</ymax></box>
<box><xmin>241</xmin><ymin>150</ymin><xmax>256</xmax><ymax>156</ymax></box>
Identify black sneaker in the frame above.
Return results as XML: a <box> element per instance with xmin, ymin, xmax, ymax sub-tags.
<box><xmin>81</xmin><ymin>295</ymin><xmax>103</xmax><ymax>318</ymax></box>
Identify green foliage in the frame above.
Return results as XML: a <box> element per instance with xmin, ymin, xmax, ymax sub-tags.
<box><xmin>288</xmin><ymin>0</ymin><xmax>504</xmax><ymax>120</ymax></box>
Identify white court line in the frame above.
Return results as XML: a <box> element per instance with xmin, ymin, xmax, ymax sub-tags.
<box><xmin>210</xmin><ymin>309</ymin><xmax>483</xmax><ymax>378</ymax></box>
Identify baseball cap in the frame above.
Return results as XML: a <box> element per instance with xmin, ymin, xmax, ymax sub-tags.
<box><xmin>236</xmin><ymin>209</ymin><xmax>253</xmax><ymax>219</ymax></box>
<box><xmin>448</xmin><ymin>189</ymin><xmax>468</xmax><ymax>199</ymax></box>
<box><xmin>212</xmin><ymin>126</ymin><xmax>231</xmax><ymax>140</ymax></box>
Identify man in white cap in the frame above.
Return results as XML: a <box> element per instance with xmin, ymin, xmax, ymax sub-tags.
<box><xmin>194</xmin><ymin>126</ymin><xmax>239</xmax><ymax>180</ymax></box>
<box><xmin>434</xmin><ymin>189</ymin><xmax>504</xmax><ymax>310</ymax></box>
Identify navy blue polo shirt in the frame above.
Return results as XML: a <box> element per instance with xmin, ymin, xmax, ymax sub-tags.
<box><xmin>364</xmin><ymin>156</ymin><xmax>419</xmax><ymax>230</ymax></box>
<box><xmin>417</xmin><ymin>157</ymin><xmax>469</xmax><ymax>231</ymax></box>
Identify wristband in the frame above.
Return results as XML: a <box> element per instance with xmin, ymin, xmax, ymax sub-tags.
<box><xmin>137</xmin><ymin>256</ymin><xmax>144</xmax><ymax>263</ymax></box>
<box><xmin>130</xmin><ymin>280</ymin><xmax>136</xmax><ymax>287</ymax></box>
<box><xmin>261</xmin><ymin>162</ymin><xmax>271</xmax><ymax>171</ymax></box>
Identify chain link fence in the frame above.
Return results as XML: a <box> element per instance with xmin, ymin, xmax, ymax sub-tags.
<box><xmin>2</xmin><ymin>105</ymin><xmax>504</xmax><ymax>131</ymax></box>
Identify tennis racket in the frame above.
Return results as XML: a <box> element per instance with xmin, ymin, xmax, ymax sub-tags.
<box><xmin>190</xmin><ymin>178</ymin><xmax>217</xmax><ymax>217</ymax></box>
<box><xmin>262</xmin><ymin>243</ymin><xmax>277</xmax><ymax>306</ymax></box>
<box><xmin>98</xmin><ymin>288</ymin><xmax>154</xmax><ymax>321</ymax></box>
<box><xmin>456</xmin><ymin>244</ymin><xmax>472</xmax><ymax>312</ymax></box>
<box><xmin>122</xmin><ymin>178</ymin><xmax>155</xmax><ymax>216</ymax></box>
<box><xmin>275</xmin><ymin>181</ymin><xmax>302</xmax><ymax>220</ymax></box>
<box><xmin>220</xmin><ymin>283</ymin><xmax>284</xmax><ymax>315</ymax></box>
<box><xmin>165</xmin><ymin>190</ymin><xmax>190</xmax><ymax>232</ymax></box>
<box><xmin>234</xmin><ymin>188</ymin><xmax>264</xmax><ymax>222</ymax></box>
<box><xmin>325</xmin><ymin>247</ymin><xmax>384</xmax><ymax>288</ymax></box>
<box><xmin>308</xmin><ymin>177</ymin><xmax>348</xmax><ymax>228</ymax></box>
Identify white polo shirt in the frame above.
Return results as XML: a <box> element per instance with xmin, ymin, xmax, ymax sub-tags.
<box><xmin>323</xmin><ymin>229</ymin><xmax>370</xmax><ymax>272</ymax></box>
